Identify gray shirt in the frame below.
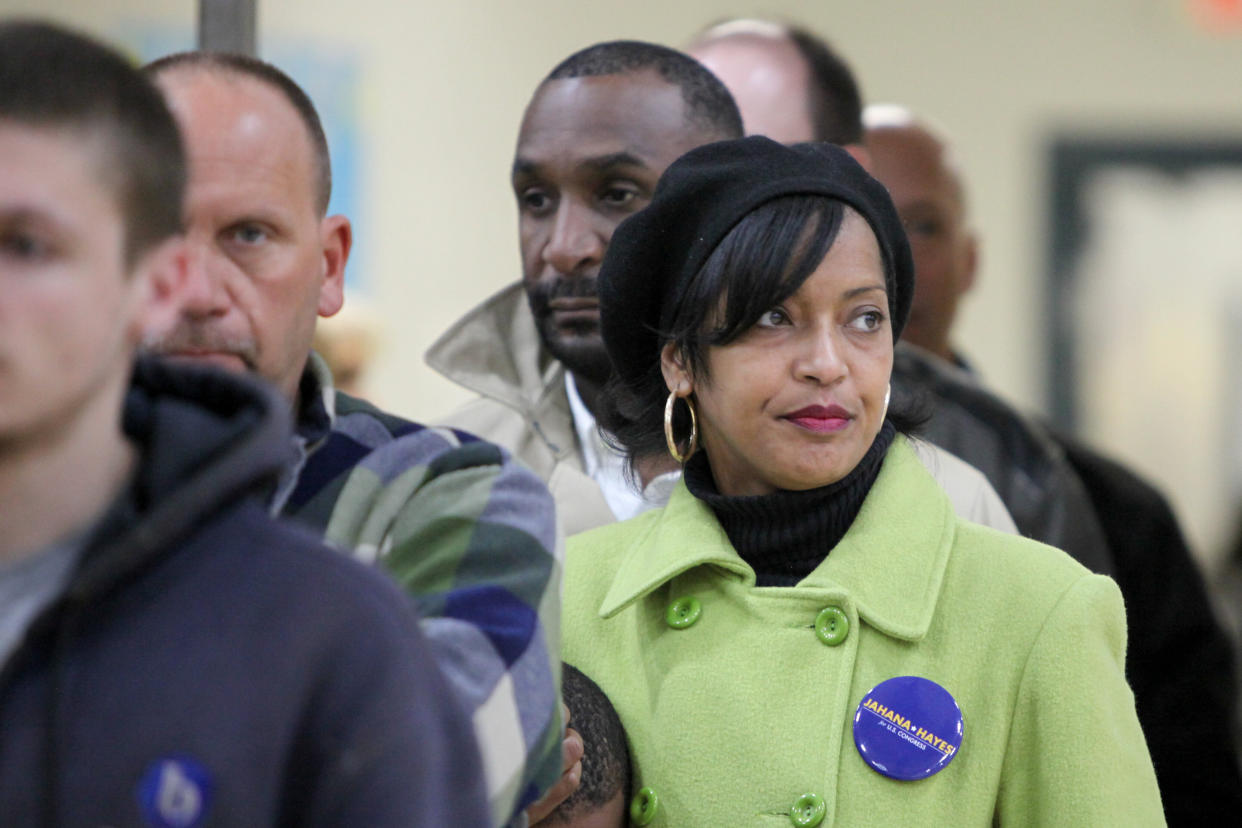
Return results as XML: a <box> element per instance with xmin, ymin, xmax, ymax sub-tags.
<box><xmin>0</xmin><ymin>537</ymin><xmax>83</xmax><ymax>670</ymax></box>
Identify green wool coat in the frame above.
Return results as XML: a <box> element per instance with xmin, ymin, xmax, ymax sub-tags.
<box><xmin>564</xmin><ymin>437</ymin><xmax>1164</xmax><ymax>827</ymax></box>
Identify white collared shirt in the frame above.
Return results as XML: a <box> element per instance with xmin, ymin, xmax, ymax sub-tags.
<box><xmin>565</xmin><ymin>373</ymin><xmax>679</xmax><ymax>522</ymax></box>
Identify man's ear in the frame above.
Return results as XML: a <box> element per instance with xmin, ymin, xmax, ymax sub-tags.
<box><xmin>660</xmin><ymin>342</ymin><xmax>693</xmax><ymax>397</ymax></box>
<box><xmin>132</xmin><ymin>236</ymin><xmax>189</xmax><ymax>343</ymax></box>
<box><xmin>959</xmin><ymin>231</ymin><xmax>979</xmax><ymax>296</ymax></box>
<box><xmin>318</xmin><ymin>214</ymin><xmax>351</xmax><ymax>319</ymax></box>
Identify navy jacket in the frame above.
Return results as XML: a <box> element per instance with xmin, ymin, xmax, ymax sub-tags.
<box><xmin>0</xmin><ymin>359</ymin><xmax>489</xmax><ymax>827</ymax></box>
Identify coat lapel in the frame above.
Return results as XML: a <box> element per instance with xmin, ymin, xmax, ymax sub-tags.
<box><xmin>598</xmin><ymin>437</ymin><xmax>957</xmax><ymax>642</ymax></box>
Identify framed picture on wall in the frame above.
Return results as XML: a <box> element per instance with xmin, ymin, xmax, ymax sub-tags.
<box><xmin>1047</xmin><ymin>137</ymin><xmax>1242</xmax><ymax>564</ymax></box>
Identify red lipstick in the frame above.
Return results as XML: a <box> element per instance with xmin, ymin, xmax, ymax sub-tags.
<box><xmin>783</xmin><ymin>404</ymin><xmax>852</xmax><ymax>433</ymax></box>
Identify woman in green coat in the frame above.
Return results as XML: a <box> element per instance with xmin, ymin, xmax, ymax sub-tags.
<box><xmin>562</xmin><ymin>136</ymin><xmax>1163</xmax><ymax>826</ymax></box>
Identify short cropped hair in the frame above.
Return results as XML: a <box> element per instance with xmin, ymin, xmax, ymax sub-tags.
<box><xmin>145</xmin><ymin>51</ymin><xmax>332</xmax><ymax>215</ymax></box>
<box><xmin>786</xmin><ymin>26</ymin><xmax>864</xmax><ymax>145</ymax></box>
<box><xmin>547</xmin><ymin>664</ymin><xmax>631</xmax><ymax>825</ymax></box>
<box><xmin>694</xmin><ymin>20</ymin><xmax>864</xmax><ymax>145</ymax></box>
<box><xmin>0</xmin><ymin>20</ymin><xmax>185</xmax><ymax>266</ymax></box>
<box><xmin>545</xmin><ymin>40</ymin><xmax>743</xmax><ymax>140</ymax></box>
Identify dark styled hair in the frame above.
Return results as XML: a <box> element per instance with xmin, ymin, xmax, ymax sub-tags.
<box><xmin>0</xmin><ymin>20</ymin><xmax>185</xmax><ymax>266</ymax></box>
<box><xmin>144</xmin><ymin>51</ymin><xmax>332</xmax><ymax>214</ymax></box>
<box><xmin>786</xmin><ymin>25</ymin><xmax>864</xmax><ymax>145</ymax></box>
<box><xmin>547</xmin><ymin>664</ymin><xmax>631</xmax><ymax>825</ymax></box>
<box><xmin>667</xmin><ymin>195</ymin><xmax>845</xmax><ymax>380</ymax></box>
<box><xmin>545</xmin><ymin>40</ymin><xmax>743</xmax><ymax>140</ymax></box>
<box><xmin>600</xmin><ymin>195</ymin><xmax>920</xmax><ymax>470</ymax></box>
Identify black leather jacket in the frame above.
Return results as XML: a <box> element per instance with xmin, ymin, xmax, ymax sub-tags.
<box><xmin>892</xmin><ymin>343</ymin><xmax>1114</xmax><ymax>575</ymax></box>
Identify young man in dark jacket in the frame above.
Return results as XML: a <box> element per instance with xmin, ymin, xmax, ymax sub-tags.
<box><xmin>0</xmin><ymin>21</ymin><xmax>488</xmax><ymax>826</ymax></box>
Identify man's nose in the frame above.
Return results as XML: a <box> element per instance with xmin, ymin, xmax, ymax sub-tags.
<box><xmin>180</xmin><ymin>236</ymin><xmax>231</xmax><ymax>317</ymax></box>
<box><xmin>543</xmin><ymin>200</ymin><xmax>605</xmax><ymax>276</ymax></box>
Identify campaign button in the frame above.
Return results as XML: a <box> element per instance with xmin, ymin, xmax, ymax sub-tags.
<box><xmin>136</xmin><ymin>756</ymin><xmax>213</xmax><ymax>828</ymax></box>
<box><xmin>853</xmin><ymin>676</ymin><xmax>963</xmax><ymax>781</ymax></box>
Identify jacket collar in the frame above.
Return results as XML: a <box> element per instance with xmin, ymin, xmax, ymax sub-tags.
<box><xmin>293</xmin><ymin>351</ymin><xmax>338</xmax><ymax>450</ymax></box>
<box><xmin>599</xmin><ymin>436</ymin><xmax>956</xmax><ymax>642</ymax></box>
<box><xmin>67</xmin><ymin>357</ymin><xmax>292</xmax><ymax>602</ymax></box>
<box><xmin>425</xmin><ymin>282</ymin><xmax>563</xmax><ymax>413</ymax></box>
<box><xmin>424</xmin><ymin>281</ymin><xmax>580</xmax><ymax>463</ymax></box>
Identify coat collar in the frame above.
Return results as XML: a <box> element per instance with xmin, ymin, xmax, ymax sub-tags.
<box><xmin>425</xmin><ymin>282</ymin><xmax>562</xmax><ymax>414</ymax></box>
<box><xmin>599</xmin><ymin>436</ymin><xmax>956</xmax><ymax>642</ymax></box>
<box><xmin>292</xmin><ymin>352</ymin><xmax>338</xmax><ymax>449</ymax></box>
<box><xmin>424</xmin><ymin>282</ymin><xmax>579</xmax><ymax>463</ymax></box>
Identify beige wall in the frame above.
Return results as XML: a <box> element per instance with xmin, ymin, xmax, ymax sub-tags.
<box><xmin>8</xmin><ymin>0</ymin><xmax>1242</xmax><ymax>558</ymax></box>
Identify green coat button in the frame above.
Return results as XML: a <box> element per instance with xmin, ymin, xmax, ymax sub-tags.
<box><xmin>790</xmin><ymin>792</ymin><xmax>826</xmax><ymax>826</ymax></box>
<box><xmin>666</xmin><ymin>596</ymin><xmax>701</xmax><ymax>629</ymax></box>
<box><xmin>630</xmin><ymin>786</ymin><xmax>659</xmax><ymax>825</ymax></box>
<box><xmin>814</xmin><ymin>606</ymin><xmax>848</xmax><ymax>646</ymax></box>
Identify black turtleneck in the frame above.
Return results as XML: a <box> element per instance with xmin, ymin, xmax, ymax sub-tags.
<box><xmin>683</xmin><ymin>420</ymin><xmax>897</xmax><ymax>587</ymax></box>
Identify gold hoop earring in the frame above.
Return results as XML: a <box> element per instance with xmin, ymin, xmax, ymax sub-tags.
<box><xmin>664</xmin><ymin>391</ymin><xmax>698</xmax><ymax>463</ymax></box>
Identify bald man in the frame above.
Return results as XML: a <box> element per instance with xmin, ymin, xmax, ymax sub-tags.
<box><xmin>865</xmin><ymin>104</ymin><xmax>1242</xmax><ymax>824</ymax></box>
<box><xmin>864</xmin><ymin>110</ymin><xmax>977</xmax><ymax>365</ymax></box>
<box><xmin>689</xmin><ymin>19</ymin><xmax>866</xmax><ymax>160</ymax></box>
<box><xmin>143</xmin><ymin>53</ymin><xmax>567</xmax><ymax>827</ymax></box>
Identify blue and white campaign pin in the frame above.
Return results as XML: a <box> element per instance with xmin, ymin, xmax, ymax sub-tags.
<box><xmin>136</xmin><ymin>756</ymin><xmax>213</xmax><ymax>828</ymax></box>
<box><xmin>853</xmin><ymin>676</ymin><xmax>964</xmax><ymax>781</ymax></box>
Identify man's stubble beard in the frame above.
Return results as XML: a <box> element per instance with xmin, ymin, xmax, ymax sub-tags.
<box><xmin>525</xmin><ymin>276</ymin><xmax>613</xmax><ymax>386</ymax></box>
<box><xmin>141</xmin><ymin>320</ymin><xmax>259</xmax><ymax>371</ymax></box>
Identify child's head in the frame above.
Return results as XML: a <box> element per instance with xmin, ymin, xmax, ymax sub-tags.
<box><xmin>548</xmin><ymin>664</ymin><xmax>631</xmax><ymax>828</ymax></box>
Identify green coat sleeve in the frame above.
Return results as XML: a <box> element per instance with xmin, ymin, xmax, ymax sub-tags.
<box><xmin>997</xmin><ymin>573</ymin><xmax>1165</xmax><ymax>825</ymax></box>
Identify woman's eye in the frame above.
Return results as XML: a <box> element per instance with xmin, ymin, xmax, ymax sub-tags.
<box><xmin>849</xmin><ymin>310</ymin><xmax>885</xmax><ymax>332</ymax></box>
<box><xmin>757</xmin><ymin>308</ymin><xmax>790</xmax><ymax>327</ymax></box>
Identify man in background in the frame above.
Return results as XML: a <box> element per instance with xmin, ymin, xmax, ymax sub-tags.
<box><xmin>863</xmin><ymin>107</ymin><xmax>976</xmax><ymax>367</ymax></box>
<box><xmin>0</xmin><ymin>20</ymin><xmax>486</xmax><ymax>825</ymax></box>
<box><xmin>142</xmin><ymin>52</ymin><xmax>571</xmax><ymax>826</ymax></box>
<box><xmin>865</xmin><ymin>104</ymin><xmax>1242</xmax><ymax>822</ymax></box>
<box><xmin>689</xmin><ymin>18</ymin><xmax>867</xmax><ymax>156</ymax></box>
<box><xmin>427</xmin><ymin>41</ymin><xmax>746</xmax><ymax>534</ymax></box>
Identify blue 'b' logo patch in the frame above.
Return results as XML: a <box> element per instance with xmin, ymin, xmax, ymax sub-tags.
<box><xmin>136</xmin><ymin>757</ymin><xmax>212</xmax><ymax>828</ymax></box>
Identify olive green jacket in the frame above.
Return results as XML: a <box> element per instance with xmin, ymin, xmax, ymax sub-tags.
<box><xmin>564</xmin><ymin>436</ymin><xmax>1163</xmax><ymax>827</ymax></box>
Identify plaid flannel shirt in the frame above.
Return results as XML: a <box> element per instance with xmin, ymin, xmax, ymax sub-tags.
<box><xmin>277</xmin><ymin>354</ymin><xmax>563</xmax><ymax>827</ymax></box>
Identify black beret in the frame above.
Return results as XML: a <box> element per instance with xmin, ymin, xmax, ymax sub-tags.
<box><xmin>599</xmin><ymin>135</ymin><xmax>914</xmax><ymax>387</ymax></box>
